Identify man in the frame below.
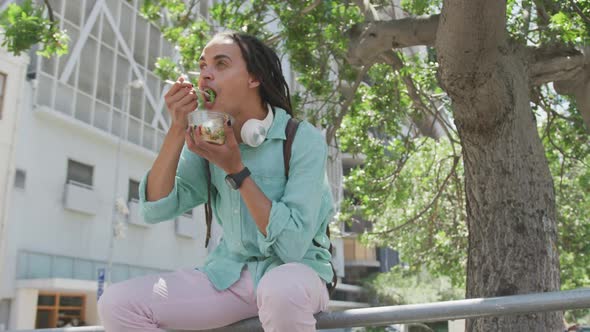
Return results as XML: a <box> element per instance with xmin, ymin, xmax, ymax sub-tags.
<box><xmin>98</xmin><ymin>32</ymin><xmax>334</xmax><ymax>332</ymax></box>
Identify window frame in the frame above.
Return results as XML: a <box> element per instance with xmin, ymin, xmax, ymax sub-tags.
<box><xmin>35</xmin><ymin>292</ymin><xmax>86</xmax><ymax>328</ymax></box>
<box><xmin>128</xmin><ymin>178</ymin><xmax>140</xmax><ymax>203</ymax></box>
<box><xmin>14</xmin><ymin>168</ymin><xmax>26</xmax><ymax>189</ymax></box>
<box><xmin>66</xmin><ymin>159</ymin><xmax>94</xmax><ymax>188</ymax></box>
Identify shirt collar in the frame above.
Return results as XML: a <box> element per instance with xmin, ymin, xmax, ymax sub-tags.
<box><xmin>265</xmin><ymin>107</ymin><xmax>290</xmax><ymax>140</ymax></box>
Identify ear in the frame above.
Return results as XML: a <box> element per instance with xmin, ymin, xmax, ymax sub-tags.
<box><xmin>248</xmin><ymin>75</ymin><xmax>261</xmax><ymax>89</ymax></box>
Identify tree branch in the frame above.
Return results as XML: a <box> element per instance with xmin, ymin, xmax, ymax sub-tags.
<box><xmin>570</xmin><ymin>0</ymin><xmax>590</xmax><ymax>25</ymax></box>
<box><xmin>537</xmin><ymin>94</ymin><xmax>590</xmax><ymax>166</ymax></box>
<box><xmin>347</xmin><ymin>14</ymin><xmax>439</xmax><ymax>66</ymax></box>
<box><xmin>533</xmin><ymin>0</ymin><xmax>552</xmax><ymax>27</ymax></box>
<box><xmin>353</xmin><ymin>0</ymin><xmax>382</xmax><ymax>21</ymax></box>
<box><xmin>43</xmin><ymin>0</ymin><xmax>54</xmax><ymax>22</ymax></box>
<box><xmin>529</xmin><ymin>47</ymin><xmax>590</xmax><ymax>132</ymax></box>
<box><xmin>264</xmin><ymin>33</ymin><xmax>282</xmax><ymax>46</ymax></box>
<box><xmin>380</xmin><ymin>51</ymin><xmax>459</xmax><ymax>149</ymax></box>
<box><xmin>302</xmin><ymin>0</ymin><xmax>321</xmax><ymax>14</ymax></box>
<box><xmin>325</xmin><ymin>65</ymin><xmax>370</xmax><ymax>146</ymax></box>
<box><xmin>520</xmin><ymin>1</ymin><xmax>533</xmax><ymax>37</ymax></box>
<box><xmin>529</xmin><ymin>50</ymin><xmax>587</xmax><ymax>86</ymax></box>
<box><xmin>368</xmin><ymin>155</ymin><xmax>460</xmax><ymax>235</ymax></box>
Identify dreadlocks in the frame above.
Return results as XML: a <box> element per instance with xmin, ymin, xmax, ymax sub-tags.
<box><xmin>213</xmin><ymin>32</ymin><xmax>293</xmax><ymax>116</ymax></box>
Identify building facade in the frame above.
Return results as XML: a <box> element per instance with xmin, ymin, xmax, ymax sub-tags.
<box><xmin>0</xmin><ymin>0</ymin><xmax>212</xmax><ymax>329</ymax></box>
<box><xmin>0</xmin><ymin>43</ymin><xmax>30</xmax><ymax>332</ymax></box>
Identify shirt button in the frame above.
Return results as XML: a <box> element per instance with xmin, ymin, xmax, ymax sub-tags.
<box><xmin>234</xmin><ymin>209</ymin><xmax>239</xmax><ymax>214</ymax></box>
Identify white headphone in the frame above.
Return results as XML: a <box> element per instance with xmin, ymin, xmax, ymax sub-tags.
<box><xmin>241</xmin><ymin>104</ymin><xmax>274</xmax><ymax>147</ymax></box>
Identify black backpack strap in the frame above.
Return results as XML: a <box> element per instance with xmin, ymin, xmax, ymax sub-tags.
<box><xmin>204</xmin><ymin>160</ymin><xmax>213</xmax><ymax>247</ymax></box>
<box><xmin>283</xmin><ymin>118</ymin><xmax>301</xmax><ymax>178</ymax></box>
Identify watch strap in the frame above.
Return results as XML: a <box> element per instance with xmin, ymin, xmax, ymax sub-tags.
<box><xmin>227</xmin><ymin>167</ymin><xmax>250</xmax><ymax>189</ymax></box>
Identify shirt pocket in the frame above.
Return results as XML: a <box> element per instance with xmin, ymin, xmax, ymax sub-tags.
<box><xmin>251</xmin><ymin>173</ymin><xmax>286</xmax><ymax>202</ymax></box>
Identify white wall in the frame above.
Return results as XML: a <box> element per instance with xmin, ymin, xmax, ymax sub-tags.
<box><xmin>8</xmin><ymin>288</ymin><xmax>37</xmax><ymax>330</ymax></box>
<box><xmin>1</xmin><ymin>81</ymin><xmax>208</xmax><ymax>299</ymax></box>
<box><xmin>448</xmin><ymin>319</ymin><xmax>466</xmax><ymax>332</ymax></box>
<box><xmin>0</xmin><ymin>47</ymin><xmax>29</xmax><ymax>298</ymax></box>
<box><xmin>0</xmin><ymin>1</ymin><xmax>211</xmax><ymax>329</ymax></box>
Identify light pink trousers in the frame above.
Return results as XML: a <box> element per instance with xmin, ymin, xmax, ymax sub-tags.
<box><xmin>97</xmin><ymin>262</ymin><xmax>330</xmax><ymax>332</ymax></box>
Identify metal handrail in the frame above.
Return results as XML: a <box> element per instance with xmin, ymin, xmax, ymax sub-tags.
<box><xmin>7</xmin><ymin>288</ymin><xmax>590</xmax><ymax>332</ymax></box>
<box><xmin>196</xmin><ymin>288</ymin><xmax>590</xmax><ymax>332</ymax></box>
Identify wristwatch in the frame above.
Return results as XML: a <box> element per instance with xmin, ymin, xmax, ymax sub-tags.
<box><xmin>225</xmin><ymin>167</ymin><xmax>251</xmax><ymax>190</ymax></box>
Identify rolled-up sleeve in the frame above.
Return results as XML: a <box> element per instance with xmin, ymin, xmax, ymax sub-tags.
<box><xmin>256</xmin><ymin>124</ymin><xmax>333</xmax><ymax>262</ymax></box>
<box><xmin>139</xmin><ymin>145</ymin><xmax>209</xmax><ymax>223</ymax></box>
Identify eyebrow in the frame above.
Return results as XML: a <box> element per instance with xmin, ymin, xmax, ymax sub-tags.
<box><xmin>199</xmin><ymin>54</ymin><xmax>232</xmax><ymax>62</ymax></box>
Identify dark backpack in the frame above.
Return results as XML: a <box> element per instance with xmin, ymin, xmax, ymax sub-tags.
<box><xmin>203</xmin><ymin>118</ymin><xmax>337</xmax><ymax>295</ymax></box>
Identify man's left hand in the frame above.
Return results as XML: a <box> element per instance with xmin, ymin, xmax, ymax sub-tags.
<box><xmin>185</xmin><ymin>121</ymin><xmax>244</xmax><ymax>174</ymax></box>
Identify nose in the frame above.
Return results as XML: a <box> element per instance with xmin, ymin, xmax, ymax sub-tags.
<box><xmin>199</xmin><ymin>66</ymin><xmax>213</xmax><ymax>82</ymax></box>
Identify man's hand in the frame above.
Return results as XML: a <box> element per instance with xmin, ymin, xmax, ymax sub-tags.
<box><xmin>164</xmin><ymin>76</ymin><xmax>205</xmax><ymax>131</ymax></box>
<box><xmin>185</xmin><ymin>120</ymin><xmax>244</xmax><ymax>174</ymax></box>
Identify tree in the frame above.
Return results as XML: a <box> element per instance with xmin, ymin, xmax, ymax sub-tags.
<box><xmin>3</xmin><ymin>0</ymin><xmax>589</xmax><ymax>330</ymax></box>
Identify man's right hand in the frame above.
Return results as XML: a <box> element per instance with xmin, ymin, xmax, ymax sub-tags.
<box><xmin>164</xmin><ymin>76</ymin><xmax>199</xmax><ymax>132</ymax></box>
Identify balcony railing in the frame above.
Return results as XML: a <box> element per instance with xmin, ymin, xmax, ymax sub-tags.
<box><xmin>16</xmin><ymin>250</ymin><xmax>169</xmax><ymax>283</ymax></box>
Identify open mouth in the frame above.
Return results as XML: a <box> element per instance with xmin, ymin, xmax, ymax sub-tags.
<box><xmin>203</xmin><ymin>88</ymin><xmax>217</xmax><ymax>108</ymax></box>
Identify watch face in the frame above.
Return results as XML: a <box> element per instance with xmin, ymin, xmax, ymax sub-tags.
<box><xmin>225</xmin><ymin>176</ymin><xmax>237</xmax><ymax>189</ymax></box>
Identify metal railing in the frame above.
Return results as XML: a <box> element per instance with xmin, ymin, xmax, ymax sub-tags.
<box><xmin>7</xmin><ymin>288</ymin><xmax>590</xmax><ymax>332</ymax></box>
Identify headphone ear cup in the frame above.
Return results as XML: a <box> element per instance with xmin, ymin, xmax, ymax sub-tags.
<box><xmin>241</xmin><ymin>106</ymin><xmax>274</xmax><ymax>147</ymax></box>
<box><xmin>241</xmin><ymin>119</ymin><xmax>266</xmax><ymax>147</ymax></box>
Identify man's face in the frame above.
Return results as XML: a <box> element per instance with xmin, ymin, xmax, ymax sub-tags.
<box><xmin>197</xmin><ymin>37</ymin><xmax>257</xmax><ymax>115</ymax></box>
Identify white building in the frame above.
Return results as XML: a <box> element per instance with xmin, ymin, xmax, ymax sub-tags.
<box><xmin>0</xmin><ymin>0</ymin><xmax>213</xmax><ymax>329</ymax></box>
<box><xmin>0</xmin><ymin>36</ymin><xmax>30</xmax><ymax>332</ymax></box>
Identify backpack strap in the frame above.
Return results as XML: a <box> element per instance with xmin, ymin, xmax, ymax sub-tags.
<box><xmin>283</xmin><ymin>118</ymin><xmax>301</xmax><ymax>178</ymax></box>
<box><xmin>204</xmin><ymin>160</ymin><xmax>213</xmax><ymax>247</ymax></box>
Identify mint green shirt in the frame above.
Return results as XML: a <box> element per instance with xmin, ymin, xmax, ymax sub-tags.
<box><xmin>139</xmin><ymin>108</ymin><xmax>335</xmax><ymax>290</ymax></box>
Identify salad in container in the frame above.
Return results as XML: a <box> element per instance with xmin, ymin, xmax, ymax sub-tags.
<box><xmin>191</xmin><ymin>110</ymin><xmax>233</xmax><ymax>145</ymax></box>
<box><xmin>188</xmin><ymin>87</ymin><xmax>233</xmax><ymax>145</ymax></box>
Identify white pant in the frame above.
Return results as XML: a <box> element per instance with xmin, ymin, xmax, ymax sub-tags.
<box><xmin>98</xmin><ymin>262</ymin><xmax>330</xmax><ymax>331</ymax></box>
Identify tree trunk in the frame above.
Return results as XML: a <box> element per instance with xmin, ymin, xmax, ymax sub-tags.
<box><xmin>436</xmin><ymin>1</ymin><xmax>563</xmax><ymax>331</ymax></box>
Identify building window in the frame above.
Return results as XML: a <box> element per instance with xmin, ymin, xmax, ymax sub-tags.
<box><xmin>35</xmin><ymin>293</ymin><xmax>86</xmax><ymax>328</ymax></box>
<box><xmin>33</xmin><ymin>1</ymin><xmax>178</xmax><ymax>152</ymax></box>
<box><xmin>66</xmin><ymin>160</ymin><xmax>93</xmax><ymax>187</ymax></box>
<box><xmin>0</xmin><ymin>72</ymin><xmax>6</xmax><ymax>120</ymax></box>
<box><xmin>14</xmin><ymin>169</ymin><xmax>26</xmax><ymax>189</ymax></box>
<box><xmin>128</xmin><ymin>179</ymin><xmax>140</xmax><ymax>202</ymax></box>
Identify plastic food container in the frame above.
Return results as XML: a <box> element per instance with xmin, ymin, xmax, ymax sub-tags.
<box><xmin>191</xmin><ymin>110</ymin><xmax>233</xmax><ymax>145</ymax></box>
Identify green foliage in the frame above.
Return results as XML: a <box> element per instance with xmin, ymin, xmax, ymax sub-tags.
<box><xmin>209</xmin><ymin>0</ymin><xmax>364</xmax><ymax>125</ymax></box>
<box><xmin>535</xmin><ymin>87</ymin><xmax>590</xmax><ymax>291</ymax></box>
<box><xmin>0</xmin><ymin>0</ymin><xmax>68</xmax><ymax>57</ymax></box>
<box><xmin>154</xmin><ymin>57</ymin><xmax>181</xmax><ymax>82</ymax></box>
<box><xmin>533</xmin><ymin>86</ymin><xmax>590</xmax><ymax>322</ymax></box>
<box><xmin>400</xmin><ymin>0</ymin><xmax>442</xmax><ymax>15</ymax></box>
<box><xmin>364</xmin><ymin>266</ymin><xmax>464</xmax><ymax>305</ymax></box>
<box><xmin>342</xmin><ymin>134</ymin><xmax>467</xmax><ymax>286</ymax></box>
<box><xmin>506</xmin><ymin>0</ymin><xmax>590</xmax><ymax>45</ymax></box>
